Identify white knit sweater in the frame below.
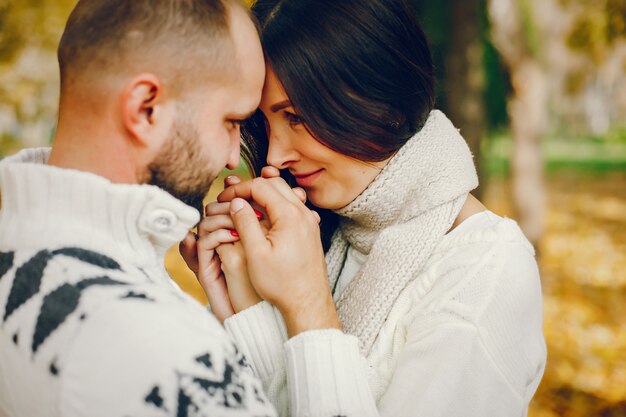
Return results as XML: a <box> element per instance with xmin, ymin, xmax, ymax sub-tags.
<box><xmin>0</xmin><ymin>148</ymin><xmax>376</xmax><ymax>417</ymax></box>
<box><xmin>225</xmin><ymin>216</ymin><xmax>547</xmax><ymax>417</ymax></box>
<box><xmin>224</xmin><ymin>111</ymin><xmax>547</xmax><ymax>417</ymax></box>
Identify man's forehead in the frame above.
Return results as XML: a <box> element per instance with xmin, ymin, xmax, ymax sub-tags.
<box><xmin>194</xmin><ymin>78</ymin><xmax>260</xmax><ymax>117</ymax></box>
<box><xmin>228</xmin><ymin>4</ymin><xmax>265</xmax><ymax>88</ymax></box>
<box><xmin>233</xmin><ymin>89</ymin><xmax>263</xmax><ymax>118</ymax></box>
<box><xmin>228</xmin><ymin>63</ymin><xmax>265</xmax><ymax>114</ymax></box>
<box><xmin>191</xmin><ymin>4</ymin><xmax>265</xmax><ymax>114</ymax></box>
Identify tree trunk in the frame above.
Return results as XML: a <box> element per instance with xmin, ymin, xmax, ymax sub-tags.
<box><xmin>487</xmin><ymin>0</ymin><xmax>546</xmax><ymax>246</ymax></box>
<box><xmin>446</xmin><ymin>0</ymin><xmax>487</xmax><ymax>198</ymax></box>
<box><xmin>509</xmin><ymin>60</ymin><xmax>546</xmax><ymax>244</ymax></box>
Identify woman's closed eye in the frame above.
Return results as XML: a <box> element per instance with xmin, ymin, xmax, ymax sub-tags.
<box><xmin>284</xmin><ymin>111</ymin><xmax>303</xmax><ymax>127</ymax></box>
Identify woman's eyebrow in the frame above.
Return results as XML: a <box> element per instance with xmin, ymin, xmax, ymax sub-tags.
<box><xmin>270</xmin><ymin>100</ymin><xmax>292</xmax><ymax>113</ymax></box>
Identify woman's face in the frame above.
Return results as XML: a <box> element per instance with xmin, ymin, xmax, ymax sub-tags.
<box><xmin>258</xmin><ymin>67</ymin><xmax>390</xmax><ymax>210</ymax></box>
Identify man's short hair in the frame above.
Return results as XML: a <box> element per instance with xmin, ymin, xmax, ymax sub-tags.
<box><xmin>58</xmin><ymin>0</ymin><xmax>245</xmax><ymax>94</ymax></box>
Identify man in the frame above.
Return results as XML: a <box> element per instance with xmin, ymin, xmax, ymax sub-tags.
<box><xmin>0</xmin><ymin>0</ymin><xmax>380</xmax><ymax>415</ymax></box>
<box><xmin>0</xmin><ymin>0</ymin><xmax>274</xmax><ymax>415</ymax></box>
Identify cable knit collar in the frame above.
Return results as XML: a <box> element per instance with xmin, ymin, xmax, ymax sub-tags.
<box><xmin>0</xmin><ymin>148</ymin><xmax>200</xmax><ymax>267</ymax></box>
<box><xmin>334</xmin><ymin>110</ymin><xmax>479</xmax><ymax>255</ymax></box>
<box><xmin>326</xmin><ymin>110</ymin><xmax>478</xmax><ymax>354</ymax></box>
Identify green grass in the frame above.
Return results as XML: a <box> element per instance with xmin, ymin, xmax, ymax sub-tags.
<box><xmin>483</xmin><ymin>132</ymin><xmax>626</xmax><ymax>176</ymax></box>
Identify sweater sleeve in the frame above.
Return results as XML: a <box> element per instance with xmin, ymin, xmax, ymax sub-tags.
<box><xmin>224</xmin><ymin>301</ymin><xmax>290</xmax><ymax>415</ymax></box>
<box><xmin>284</xmin><ymin>329</ymin><xmax>378</xmax><ymax>417</ymax></box>
<box><xmin>58</xmin><ymin>299</ymin><xmax>277</xmax><ymax>417</ymax></box>
<box><xmin>224</xmin><ymin>302</ymin><xmax>379</xmax><ymax>417</ymax></box>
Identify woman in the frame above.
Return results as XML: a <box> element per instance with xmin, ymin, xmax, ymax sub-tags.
<box><xmin>182</xmin><ymin>0</ymin><xmax>547</xmax><ymax>415</ymax></box>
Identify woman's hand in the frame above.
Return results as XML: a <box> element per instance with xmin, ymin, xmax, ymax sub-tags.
<box><xmin>217</xmin><ymin>176</ymin><xmax>339</xmax><ymax>337</ymax></box>
<box><xmin>203</xmin><ymin>200</ymin><xmax>265</xmax><ymax>313</ymax></box>
<box><xmin>215</xmin><ymin>242</ymin><xmax>262</xmax><ymax>312</ymax></box>
<box><xmin>179</xmin><ymin>231</ymin><xmax>236</xmax><ymax>323</ymax></box>
<box><xmin>178</xmin><ymin>175</ymin><xmax>250</xmax><ymax>322</ymax></box>
<box><xmin>180</xmin><ymin>170</ymin><xmax>312</xmax><ymax>324</ymax></box>
<box><xmin>211</xmin><ymin>171</ymin><xmax>306</xmax><ymax>314</ymax></box>
<box><xmin>179</xmin><ymin>206</ymin><xmax>262</xmax><ymax>322</ymax></box>
<box><xmin>259</xmin><ymin>165</ymin><xmax>308</xmax><ymax>202</ymax></box>
<box><xmin>179</xmin><ymin>201</ymin><xmax>240</xmax><ymax>322</ymax></box>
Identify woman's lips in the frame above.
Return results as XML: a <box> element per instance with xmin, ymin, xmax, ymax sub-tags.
<box><xmin>292</xmin><ymin>169</ymin><xmax>324</xmax><ymax>187</ymax></box>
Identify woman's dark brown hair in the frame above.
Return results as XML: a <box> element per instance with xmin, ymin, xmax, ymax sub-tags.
<box><xmin>242</xmin><ymin>0</ymin><xmax>436</xmax><ymax>250</ymax></box>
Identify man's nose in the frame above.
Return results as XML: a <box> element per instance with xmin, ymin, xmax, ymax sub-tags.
<box><xmin>225</xmin><ymin>135</ymin><xmax>241</xmax><ymax>171</ymax></box>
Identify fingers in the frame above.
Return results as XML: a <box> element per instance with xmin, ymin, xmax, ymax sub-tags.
<box><xmin>198</xmin><ymin>215</ymin><xmax>236</xmax><ymax>237</ymax></box>
<box><xmin>219</xmin><ymin>175</ymin><xmax>307</xmax><ymax>207</ymax></box>
<box><xmin>197</xmin><ymin>228</ymin><xmax>239</xmax><ymax>252</ymax></box>
<box><xmin>205</xmin><ymin>202</ymin><xmax>231</xmax><ymax>217</ymax></box>
<box><xmin>217</xmin><ymin>180</ymin><xmax>254</xmax><ymax>203</ymax></box>
<box><xmin>224</xmin><ymin>175</ymin><xmax>242</xmax><ymax>187</ymax></box>
<box><xmin>292</xmin><ymin>187</ymin><xmax>307</xmax><ymax>203</ymax></box>
<box><xmin>215</xmin><ymin>243</ymin><xmax>247</xmax><ymax>280</ymax></box>
<box><xmin>261</xmin><ymin>166</ymin><xmax>306</xmax><ymax>202</ymax></box>
<box><xmin>202</xmin><ymin>201</ymin><xmax>265</xmax><ymax>238</ymax></box>
<box><xmin>215</xmin><ymin>244</ymin><xmax>244</xmax><ymax>267</ymax></box>
<box><xmin>179</xmin><ymin>232</ymin><xmax>199</xmax><ymax>274</ymax></box>
<box><xmin>219</xmin><ymin>177</ymin><xmax>304</xmax><ymax>210</ymax></box>
<box><xmin>202</xmin><ymin>267</ymin><xmax>235</xmax><ymax>323</ymax></box>
<box><xmin>196</xmin><ymin>233</ymin><xmax>237</xmax><ymax>323</ymax></box>
<box><xmin>215</xmin><ymin>243</ymin><xmax>263</xmax><ymax>312</ymax></box>
<box><xmin>229</xmin><ymin>198</ymin><xmax>270</xmax><ymax>255</ymax></box>
<box><xmin>218</xmin><ymin>173</ymin><xmax>309</xmax><ymax>231</ymax></box>
<box><xmin>261</xmin><ymin>166</ymin><xmax>281</xmax><ymax>178</ymax></box>
<box><xmin>261</xmin><ymin>178</ymin><xmax>303</xmax><ymax>205</ymax></box>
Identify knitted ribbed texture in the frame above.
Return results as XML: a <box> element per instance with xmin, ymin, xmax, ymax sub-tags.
<box><xmin>0</xmin><ymin>149</ymin><xmax>278</xmax><ymax>417</ymax></box>
<box><xmin>326</xmin><ymin>110</ymin><xmax>478</xmax><ymax>355</ymax></box>
<box><xmin>284</xmin><ymin>329</ymin><xmax>378</xmax><ymax>417</ymax></box>
<box><xmin>0</xmin><ymin>148</ymin><xmax>200</xmax><ymax>264</ymax></box>
<box><xmin>224</xmin><ymin>301</ymin><xmax>289</xmax><ymax>412</ymax></box>
<box><xmin>224</xmin><ymin>218</ymin><xmax>546</xmax><ymax>416</ymax></box>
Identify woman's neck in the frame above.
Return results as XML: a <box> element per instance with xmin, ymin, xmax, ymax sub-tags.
<box><xmin>448</xmin><ymin>194</ymin><xmax>487</xmax><ymax>233</ymax></box>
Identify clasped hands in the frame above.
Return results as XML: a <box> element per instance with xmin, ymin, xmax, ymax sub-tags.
<box><xmin>180</xmin><ymin>167</ymin><xmax>340</xmax><ymax>337</ymax></box>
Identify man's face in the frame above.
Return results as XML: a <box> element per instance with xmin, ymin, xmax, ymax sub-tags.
<box><xmin>148</xmin><ymin>6</ymin><xmax>265</xmax><ymax>214</ymax></box>
<box><xmin>148</xmin><ymin>107</ymin><xmax>217</xmax><ymax>214</ymax></box>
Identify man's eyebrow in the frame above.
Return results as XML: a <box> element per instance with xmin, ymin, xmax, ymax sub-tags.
<box><xmin>270</xmin><ymin>100</ymin><xmax>292</xmax><ymax>113</ymax></box>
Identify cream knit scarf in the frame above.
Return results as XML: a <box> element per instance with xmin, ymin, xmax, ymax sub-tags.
<box><xmin>325</xmin><ymin>110</ymin><xmax>479</xmax><ymax>355</ymax></box>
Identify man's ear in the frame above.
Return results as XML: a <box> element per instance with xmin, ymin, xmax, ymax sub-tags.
<box><xmin>121</xmin><ymin>73</ymin><xmax>172</xmax><ymax>148</ymax></box>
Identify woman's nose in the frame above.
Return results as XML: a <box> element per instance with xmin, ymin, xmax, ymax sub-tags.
<box><xmin>266</xmin><ymin>133</ymin><xmax>299</xmax><ymax>169</ymax></box>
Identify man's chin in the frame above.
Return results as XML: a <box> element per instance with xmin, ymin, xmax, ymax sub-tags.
<box><xmin>177</xmin><ymin>193</ymin><xmax>206</xmax><ymax>216</ymax></box>
<box><xmin>147</xmin><ymin>162</ymin><xmax>216</xmax><ymax>217</ymax></box>
<box><xmin>150</xmin><ymin>178</ymin><xmax>210</xmax><ymax>217</ymax></box>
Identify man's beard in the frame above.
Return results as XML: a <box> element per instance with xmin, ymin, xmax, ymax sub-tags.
<box><xmin>148</xmin><ymin>116</ymin><xmax>217</xmax><ymax>216</ymax></box>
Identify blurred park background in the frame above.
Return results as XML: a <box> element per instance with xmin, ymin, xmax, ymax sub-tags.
<box><xmin>1</xmin><ymin>0</ymin><xmax>625</xmax><ymax>415</ymax></box>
